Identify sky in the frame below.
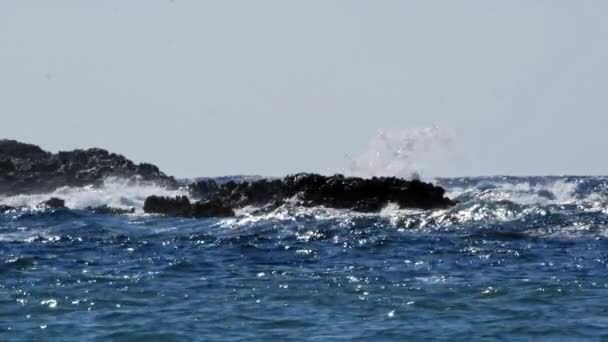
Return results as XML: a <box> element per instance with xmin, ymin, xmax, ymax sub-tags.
<box><xmin>1</xmin><ymin>1</ymin><xmax>607</xmax><ymax>178</ymax></box>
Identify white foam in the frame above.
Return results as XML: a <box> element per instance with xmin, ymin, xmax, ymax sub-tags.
<box><xmin>474</xmin><ymin>179</ymin><xmax>579</xmax><ymax>205</ymax></box>
<box><xmin>0</xmin><ymin>177</ymin><xmax>187</xmax><ymax>213</ymax></box>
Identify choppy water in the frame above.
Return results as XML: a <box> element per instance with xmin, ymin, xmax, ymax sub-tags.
<box><xmin>2</xmin><ymin>176</ymin><xmax>608</xmax><ymax>340</ymax></box>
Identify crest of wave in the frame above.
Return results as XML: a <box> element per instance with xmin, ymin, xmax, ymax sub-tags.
<box><xmin>344</xmin><ymin>126</ymin><xmax>454</xmax><ymax>180</ymax></box>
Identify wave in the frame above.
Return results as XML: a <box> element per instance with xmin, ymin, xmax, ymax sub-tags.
<box><xmin>1</xmin><ymin>175</ymin><xmax>607</xmax><ymax>242</ymax></box>
<box><xmin>202</xmin><ymin>176</ymin><xmax>608</xmax><ymax>240</ymax></box>
<box><xmin>0</xmin><ymin>177</ymin><xmax>187</xmax><ymax>212</ymax></box>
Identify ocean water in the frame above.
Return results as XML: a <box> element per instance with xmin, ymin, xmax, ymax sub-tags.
<box><xmin>2</xmin><ymin>176</ymin><xmax>608</xmax><ymax>340</ymax></box>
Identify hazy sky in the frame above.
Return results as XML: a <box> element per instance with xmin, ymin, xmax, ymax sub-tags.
<box><xmin>1</xmin><ymin>1</ymin><xmax>607</xmax><ymax>177</ymax></box>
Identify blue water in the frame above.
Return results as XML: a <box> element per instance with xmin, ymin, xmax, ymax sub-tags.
<box><xmin>2</xmin><ymin>176</ymin><xmax>608</xmax><ymax>340</ymax></box>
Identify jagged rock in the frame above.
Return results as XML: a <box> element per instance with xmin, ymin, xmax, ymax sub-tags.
<box><xmin>86</xmin><ymin>205</ymin><xmax>135</xmax><ymax>215</ymax></box>
<box><xmin>191</xmin><ymin>200</ymin><xmax>235</xmax><ymax>218</ymax></box>
<box><xmin>144</xmin><ymin>196</ymin><xmax>192</xmax><ymax>217</ymax></box>
<box><xmin>0</xmin><ymin>140</ymin><xmax>177</xmax><ymax>196</ymax></box>
<box><xmin>1</xmin><ymin>140</ymin><xmax>455</xmax><ymax>217</ymax></box>
<box><xmin>38</xmin><ymin>197</ymin><xmax>66</xmax><ymax>209</ymax></box>
<box><xmin>146</xmin><ymin>173</ymin><xmax>454</xmax><ymax>218</ymax></box>
<box><xmin>143</xmin><ymin>196</ymin><xmax>235</xmax><ymax>218</ymax></box>
<box><xmin>187</xmin><ymin>173</ymin><xmax>455</xmax><ymax>212</ymax></box>
<box><xmin>187</xmin><ymin>179</ymin><xmax>220</xmax><ymax>201</ymax></box>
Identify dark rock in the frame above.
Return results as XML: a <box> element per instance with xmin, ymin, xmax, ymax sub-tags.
<box><xmin>0</xmin><ymin>158</ymin><xmax>15</xmax><ymax>173</ymax></box>
<box><xmin>0</xmin><ymin>204</ymin><xmax>16</xmax><ymax>213</ymax></box>
<box><xmin>0</xmin><ymin>140</ymin><xmax>48</xmax><ymax>160</ymax></box>
<box><xmin>148</xmin><ymin>173</ymin><xmax>454</xmax><ymax>218</ymax></box>
<box><xmin>144</xmin><ymin>196</ymin><xmax>192</xmax><ymax>217</ymax></box>
<box><xmin>187</xmin><ymin>173</ymin><xmax>455</xmax><ymax>213</ymax></box>
<box><xmin>191</xmin><ymin>200</ymin><xmax>235</xmax><ymax>218</ymax></box>
<box><xmin>143</xmin><ymin>195</ymin><xmax>236</xmax><ymax>218</ymax></box>
<box><xmin>86</xmin><ymin>205</ymin><xmax>135</xmax><ymax>215</ymax></box>
<box><xmin>38</xmin><ymin>197</ymin><xmax>66</xmax><ymax>209</ymax></box>
<box><xmin>188</xmin><ymin>179</ymin><xmax>220</xmax><ymax>200</ymax></box>
<box><xmin>0</xmin><ymin>140</ymin><xmax>178</xmax><ymax>195</ymax></box>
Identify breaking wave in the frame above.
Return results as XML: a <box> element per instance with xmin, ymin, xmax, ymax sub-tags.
<box><xmin>0</xmin><ymin>177</ymin><xmax>187</xmax><ymax>212</ymax></box>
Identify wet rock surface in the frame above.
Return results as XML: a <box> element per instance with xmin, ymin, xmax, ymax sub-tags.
<box><xmin>144</xmin><ymin>174</ymin><xmax>454</xmax><ymax>218</ymax></box>
<box><xmin>143</xmin><ymin>196</ymin><xmax>235</xmax><ymax>218</ymax></box>
<box><xmin>0</xmin><ymin>140</ymin><xmax>177</xmax><ymax>195</ymax></box>
<box><xmin>187</xmin><ymin>173</ymin><xmax>455</xmax><ymax>212</ymax></box>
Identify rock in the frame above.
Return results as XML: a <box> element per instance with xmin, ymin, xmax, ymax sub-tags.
<box><xmin>187</xmin><ymin>173</ymin><xmax>455</xmax><ymax>213</ymax></box>
<box><xmin>0</xmin><ymin>140</ymin><xmax>178</xmax><ymax>196</ymax></box>
<box><xmin>86</xmin><ymin>205</ymin><xmax>135</xmax><ymax>215</ymax></box>
<box><xmin>282</xmin><ymin>173</ymin><xmax>455</xmax><ymax>211</ymax></box>
<box><xmin>187</xmin><ymin>179</ymin><xmax>220</xmax><ymax>200</ymax></box>
<box><xmin>0</xmin><ymin>204</ymin><xmax>16</xmax><ymax>213</ymax></box>
<box><xmin>144</xmin><ymin>196</ymin><xmax>192</xmax><ymax>217</ymax></box>
<box><xmin>38</xmin><ymin>197</ymin><xmax>66</xmax><ymax>209</ymax></box>
<box><xmin>149</xmin><ymin>173</ymin><xmax>454</xmax><ymax>218</ymax></box>
<box><xmin>191</xmin><ymin>200</ymin><xmax>235</xmax><ymax>218</ymax></box>
<box><xmin>143</xmin><ymin>195</ymin><xmax>235</xmax><ymax>218</ymax></box>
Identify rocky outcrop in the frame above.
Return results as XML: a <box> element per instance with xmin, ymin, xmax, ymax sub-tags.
<box><xmin>187</xmin><ymin>173</ymin><xmax>455</xmax><ymax>212</ymax></box>
<box><xmin>146</xmin><ymin>174</ymin><xmax>454</xmax><ymax>217</ymax></box>
<box><xmin>37</xmin><ymin>197</ymin><xmax>66</xmax><ymax>209</ymax></box>
<box><xmin>0</xmin><ymin>140</ymin><xmax>177</xmax><ymax>195</ymax></box>
<box><xmin>143</xmin><ymin>195</ymin><xmax>235</xmax><ymax>218</ymax></box>
<box><xmin>144</xmin><ymin>196</ymin><xmax>192</xmax><ymax>217</ymax></box>
<box><xmin>191</xmin><ymin>200</ymin><xmax>235</xmax><ymax>218</ymax></box>
<box><xmin>1</xmin><ymin>140</ymin><xmax>456</xmax><ymax>218</ymax></box>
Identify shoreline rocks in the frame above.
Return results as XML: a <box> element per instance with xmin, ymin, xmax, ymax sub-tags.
<box><xmin>144</xmin><ymin>173</ymin><xmax>456</xmax><ymax>218</ymax></box>
<box><xmin>0</xmin><ymin>140</ymin><xmax>177</xmax><ymax>196</ymax></box>
<box><xmin>0</xmin><ymin>140</ymin><xmax>456</xmax><ymax>218</ymax></box>
<box><xmin>187</xmin><ymin>173</ymin><xmax>455</xmax><ymax>211</ymax></box>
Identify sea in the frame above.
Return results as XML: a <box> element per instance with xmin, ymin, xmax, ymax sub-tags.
<box><xmin>1</xmin><ymin>176</ymin><xmax>608</xmax><ymax>341</ymax></box>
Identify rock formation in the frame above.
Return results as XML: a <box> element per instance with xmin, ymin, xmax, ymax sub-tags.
<box><xmin>144</xmin><ymin>173</ymin><xmax>455</xmax><ymax>217</ymax></box>
<box><xmin>143</xmin><ymin>195</ymin><xmax>235</xmax><ymax>218</ymax></box>
<box><xmin>186</xmin><ymin>173</ymin><xmax>455</xmax><ymax>212</ymax></box>
<box><xmin>0</xmin><ymin>140</ymin><xmax>177</xmax><ymax>195</ymax></box>
<box><xmin>37</xmin><ymin>197</ymin><xmax>66</xmax><ymax>209</ymax></box>
<box><xmin>0</xmin><ymin>140</ymin><xmax>456</xmax><ymax>218</ymax></box>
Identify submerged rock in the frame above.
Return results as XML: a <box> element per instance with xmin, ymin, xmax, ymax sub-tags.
<box><xmin>0</xmin><ymin>140</ymin><xmax>177</xmax><ymax>196</ymax></box>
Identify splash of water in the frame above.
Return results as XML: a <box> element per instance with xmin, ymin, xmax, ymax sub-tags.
<box><xmin>0</xmin><ymin>177</ymin><xmax>187</xmax><ymax>212</ymax></box>
<box><xmin>344</xmin><ymin>126</ymin><xmax>454</xmax><ymax>179</ymax></box>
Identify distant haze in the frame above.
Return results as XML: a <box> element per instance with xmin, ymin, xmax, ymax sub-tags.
<box><xmin>1</xmin><ymin>1</ymin><xmax>607</xmax><ymax>178</ymax></box>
